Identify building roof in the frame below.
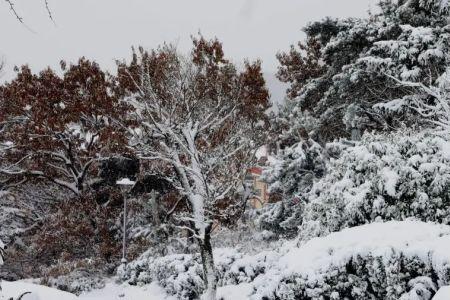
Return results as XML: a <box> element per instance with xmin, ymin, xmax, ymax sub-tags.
<box><xmin>248</xmin><ymin>166</ymin><xmax>263</xmax><ymax>175</ymax></box>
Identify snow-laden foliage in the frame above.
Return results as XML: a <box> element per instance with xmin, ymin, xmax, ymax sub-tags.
<box><xmin>259</xmin><ymin>137</ymin><xmax>325</xmax><ymax>237</ymax></box>
<box><xmin>265</xmin><ymin>138</ymin><xmax>325</xmax><ymax>199</ymax></box>
<box><xmin>277</xmin><ymin>0</ymin><xmax>450</xmax><ymax>141</ymax></box>
<box><xmin>301</xmin><ymin>130</ymin><xmax>450</xmax><ymax>240</ymax></box>
<box><xmin>119</xmin><ymin>248</ymin><xmax>281</xmax><ymax>300</ymax></box>
<box><xmin>250</xmin><ymin>221</ymin><xmax>450</xmax><ymax>300</ymax></box>
<box><xmin>388</xmin><ymin>67</ymin><xmax>450</xmax><ymax>134</ymax></box>
<box><xmin>118</xmin><ymin>251</ymin><xmax>211</xmax><ymax>299</ymax></box>
<box><xmin>42</xmin><ymin>270</ymin><xmax>105</xmax><ymax>296</ymax></box>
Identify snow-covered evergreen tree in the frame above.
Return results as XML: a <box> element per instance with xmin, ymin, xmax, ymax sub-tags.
<box><xmin>260</xmin><ymin>126</ymin><xmax>325</xmax><ymax>237</ymax></box>
<box><xmin>277</xmin><ymin>0</ymin><xmax>450</xmax><ymax>142</ymax></box>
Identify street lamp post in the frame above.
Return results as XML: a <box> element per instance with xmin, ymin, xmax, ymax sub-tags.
<box><xmin>116</xmin><ymin>178</ymin><xmax>136</xmax><ymax>266</ymax></box>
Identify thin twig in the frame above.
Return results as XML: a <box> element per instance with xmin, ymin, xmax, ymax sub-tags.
<box><xmin>4</xmin><ymin>0</ymin><xmax>36</xmax><ymax>33</ymax></box>
<box><xmin>44</xmin><ymin>0</ymin><xmax>56</xmax><ymax>26</ymax></box>
<box><xmin>4</xmin><ymin>0</ymin><xmax>23</xmax><ymax>23</ymax></box>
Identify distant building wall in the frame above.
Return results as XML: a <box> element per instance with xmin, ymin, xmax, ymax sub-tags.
<box><xmin>246</xmin><ymin>167</ymin><xmax>270</xmax><ymax>209</ymax></box>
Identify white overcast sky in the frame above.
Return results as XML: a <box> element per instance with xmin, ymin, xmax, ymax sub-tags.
<box><xmin>1</xmin><ymin>0</ymin><xmax>379</xmax><ymax>103</ymax></box>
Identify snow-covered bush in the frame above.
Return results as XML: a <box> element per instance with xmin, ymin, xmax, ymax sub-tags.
<box><xmin>119</xmin><ymin>247</ymin><xmax>281</xmax><ymax>299</ymax></box>
<box><xmin>301</xmin><ymin>130</ymin><xmax>450</xmax><ymax>239</ymax></box>
<box><xmin>249</xmin><ymin>221</ymin><xmax>450</xmax><ymax>300</ymax></box>
<box><xmin>41</xmin><ymin>269</ymin><xmax>105</xmax><ymax>295</ymax></box>
<box><xmin>119</xmin><ymin>251</ymin><xmax>204</xmax><ymax>299</ymax></box>
<box><xmin>221</xmin><ymin>250</ymin><xmax>280</xmax><ymax>287</ymax></box>
<box><xmin>260</xmin><ymin>137</ymin><xmax>325</xmax><ymax>237</ymax></box>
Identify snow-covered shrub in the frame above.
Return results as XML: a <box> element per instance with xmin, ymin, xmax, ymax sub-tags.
<box><xmin>211</xmin><ymin>224</ymin><xmax>280</xmax><ymax>254</ymax></box>
<box><xmin>249</xmin><ymin>221</ymin><xmax>450</xmax><ymax>300</ymax></box>
<box><xmin>221</xmin><ymin>250</ymin><xmax>280</xmax><ymax>286</ymax></box>
<box><xmin>261</xmin><ymin>137</ymin><xmax>325</xmax><ymax>237</ymax></box>
<box><xmin>301</xmin><ymin>130</ymin><xmax>450</xmax><ymax>239</ymax></box>
<box><xmin>41</xmin><ymin>269</ymin><xmax>105</xmax><ymax>295</ymax></box>
<box><xmin>119</xmin><ymin>251</ymin><xmax>204</xmax><ymax>299</ymax></box>
<box><xmin>119</xmin><ymin>248</ymin><xmax>281</xmax><ymax>299</ymax></box>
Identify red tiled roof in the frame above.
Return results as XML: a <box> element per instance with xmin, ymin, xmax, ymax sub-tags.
<box><xmin>248</xmin><ymin>167</ymin><xmax>262</xmax><ymax>175</ymax></box>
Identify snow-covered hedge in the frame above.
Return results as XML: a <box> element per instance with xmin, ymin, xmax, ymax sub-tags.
<box><xmin>250</xmin><ymin>221</ymin><xmax>450</xmax><ymax>300</ymax></box>
<box><xmin>301</xmin><ymin>130</ymin><xmax>450</xmax><ymax>239</ymax></box>
<box><xmin>119</xmin><ymin>252</ymin><xmax>204</xmax><ymax>299</ymax></box>
<box><xmin>119</xmin><ymin>247</ymin><xmax>280</xmax><ymax>299</ymax></box>
<box><xmin>42</xmin><ymin>270</ymin><xmax>105</xmax><ymax>296</ymax></box>
<box><xmin>260</xmin><ymin>138</ymin><xmax>325</xmax><ymax>236</ymax></box>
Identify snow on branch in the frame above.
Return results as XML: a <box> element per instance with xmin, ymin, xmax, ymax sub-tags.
<box><xmin>388</xmin><ymin>71</ymin><xmax>450</xmax><ymax>132</ymax></box>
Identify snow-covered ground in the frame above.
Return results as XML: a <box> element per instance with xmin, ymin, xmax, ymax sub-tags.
<box><xmin>1</xmin><ymin>281</ymin><xmax>174</xmax><ymax>300</ymax></box>
<box><xmin>433</xmin><ymin>286</ymin><xmax>450</xmax><ymax>300</ymax></box>
<box><xmin>1</xmin><ymin>280</ymin><xmax>252</xmax><ymax>300</ymax></box>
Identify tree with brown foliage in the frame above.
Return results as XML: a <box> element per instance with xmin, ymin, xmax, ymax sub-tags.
<box><xmin>0</xmin><ymin>59</ymin><xmax>129</xmax><ymax>195</ymax></box>
<box><xmin>276</xmin><ymin>37</ymin><xmax>325</xmax><ymax>106</ymax></box>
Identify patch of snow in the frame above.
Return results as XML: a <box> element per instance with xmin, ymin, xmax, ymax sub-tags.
<box><xmin>1</xmin><ymin>281</ymin><xmax>77</xmax><ymax>300</ymax></box>
<box><xmin>80</xmin><ymin>281</ymin><xmax>175</xmax><ymax>300</ymax></box>
<box><xmin>115</xmin><ymin>178</ymin><xmax>136</xmax><ymax>186</ymax></box>
<box><xmin>381</xmin><ymin>167</ymin><xmax>399</xmax><ymax>197</ymax></box>
<box><xmin>217</xmin><ymin>283</ymin><xmax>253</xmax><ymax>300</ymax></box>
<box><xmin>1</xmin><ymin>281</ymin><xmax>175</xmax><ymax>300</ymax></box>
<box><xmin>433</xmin><ymin>286</ymin><xmax>450</xmax><ymax>300</ymax></box>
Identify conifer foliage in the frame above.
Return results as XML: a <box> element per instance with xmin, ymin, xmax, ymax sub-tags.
<box><xmin>277</xmin><ymin>0</ymin><xmax>450</xmax><ymax>141</ymax></box>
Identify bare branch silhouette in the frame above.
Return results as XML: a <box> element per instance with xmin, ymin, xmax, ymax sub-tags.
<box><xmin>44</xmin><ymin>0</ymin><xmax>56</xmax><ymax>25</ymax></box>
<box><xmin>4</xmin><ymin>0</ymin><xmax>23</xmax><ymax>23</ymax></box>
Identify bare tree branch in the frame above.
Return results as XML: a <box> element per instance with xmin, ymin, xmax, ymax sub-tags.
<box><xmin>44</xmin><ymin>0</ymin><xmax>56</xmax><ymax>26</ymax></box>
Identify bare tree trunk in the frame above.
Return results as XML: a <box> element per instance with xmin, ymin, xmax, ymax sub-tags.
<box><xmin>199</xmin><ymin>224</ymin><xmax>217</xmax><ymax>300</ymax></box>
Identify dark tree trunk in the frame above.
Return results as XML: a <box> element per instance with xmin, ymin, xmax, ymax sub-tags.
<box><xmin>198</xmin><ymin>223</ymin><xmax>217</xmax><ymax>300</ymax></box>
